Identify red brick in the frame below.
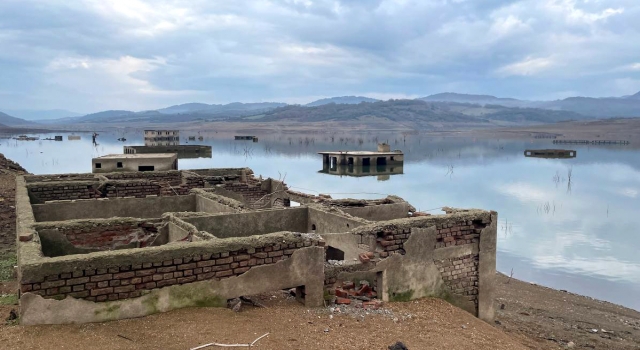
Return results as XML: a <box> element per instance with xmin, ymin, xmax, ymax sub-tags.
<box><xmin>178</xmin><ymin>263</ymin><xmax>196</xmax><ymax>270</ymax></box>
<box><xmin>234</xmin><ymin>254</ymin><xmax>250</xmax><ymax>262</ymax></box>
<box><xmin>233</xmin><ymin>267</ymin><xmax>250</xmax><ymax>274</ymax></box>
<box><xmin>135</xmin><ymin>269</ymin><xmax>156</xmax><ymax>277</ymax></box>
<box><xmin>216</xmin><ymin>257</ymin><xmax>233</xmax><ymax>265</ymax></box>
<box><xmin>268</xmin><ymin>250</ymin><xmax>283</xmax><ymax>257</ymax></box>
<box><xmin>114</xmin><ymin>285</ymin><xmax>135</xmax><ymax>293</ymax></box>
<box><xmin>177</xmin><ymin>276</ymin><xmax>196</xmax><ymax>284</ymax></box>
<box><xmin>114</xmin><ymin>271</ymin><xmax>135</xmax><ymax>279</ymax></box>
<box><xmin>335</xmin><ymin>289</ymin><xmax>348</xmax><ymax>298</ymax></box>
<box><xmin>335</xmin><ymin>297</ymin><xmax>351</xmax><ymax>305</ymax></box>
<box><xmin>90</xmin><ymin>287</ymin><xmax>113</xmax><ymax>296</ymax></box>
<box><xmin>157</xmin><ymin>279</ymin><xmax>177</xmax><ymax>287</ymax></box>
<box><xmin>215</xmin><ymin>270</ymin><xmax>233</xmax><ymax>278</ymax></box>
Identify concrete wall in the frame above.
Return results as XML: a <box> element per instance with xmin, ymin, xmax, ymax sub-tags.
<box><xmin>195</xmin><ymin>195</ymin><xmax>240</xmax><ymax>214</ymax></box>
<box><xmin>93</xmin><ymin>155</ymin><xmax>177</xmax><ymax>173</ymax></box>
<box><xmin>32</xmin><ymin>195</ymin><xmax>197</xmax><ymax>222</ymax></box>
<box><xmin>340</xmin><ymin>203</ymin><xmax>409</xmax><ymax>222</ymax></box>
<box><xmin>307</xmin><ymin>208</ymin><xmax>366</xmax><ymax>234</ymax></box>
<box><xmin>183</xmin><ymin>207</ymin><xmax>308</xmax><ymax>238</ymax></box>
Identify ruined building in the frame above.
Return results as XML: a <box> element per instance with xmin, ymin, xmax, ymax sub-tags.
<box><xmin>15</xmin><ymin>168</ymin><xmax>496</xmax><ymax>325</ymax></box>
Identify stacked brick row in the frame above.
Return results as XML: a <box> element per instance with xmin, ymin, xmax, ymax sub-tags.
<box><xmin>28</xmin><ymin>184</ymin><xmax>101</xmax><ymax>202</ymax></box>
<box><xmin>434</xmin><ymin>254</ymin><xmax>479</xmax><ymax>305</ymax></box>
<box><xmin>375</xmin><ymin>229</ymin><xmax>411</xmax><ymax>257</ymax></box>
<box><xmin>222</xmin><ymin>183</ymin><xmax>271</xmax><ymax>207</ymax></box>
<box><xmin>21</xmin><ymin>240</ymin><xmax>324</xmax><ymax>302</ymax></box>
<box><xmin>59</xmin><ymin>223</ymin><xmax>160</xmax><ymax>249</ymax></box>
<box><xmin>29</xmin><ymin>180</ymin><xmax>220</xmax><ymax>202</ymax></box>
<box><xmin>434</xmin><ymin>220</ymin><xmax>486</xmax><ymax>249</ymax></box>
<box><xmin>105</xmin><ymin>182</ymin><xmax>163</xmax><ymax>198</ymax></box>
<box><xmin>105</xmin><ymin>172</ymin><xmax>182</xmax><ymax>185</ymax></box>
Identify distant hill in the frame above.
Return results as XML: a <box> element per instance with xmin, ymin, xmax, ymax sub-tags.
<box><xmin>422</xmin><ymin>92</ymin><xmax>640</xmax><ymax>118</ymax></box>
<box><xmin>541</xmin><ymin>97</ymin><xmax>640</xmax><ymax>117</ymax></box>
<box><xmin>249</xmin><ymin>99</ymin><xmax>586</xmax><ymax>128</ymax></box>
<box><xmin>419</xmin><ymin>93</ymin><xmax>533</xmax><ymax>108</ymax></box>
<box><xmin>0</xmin><ymin>111</ymin><xmax>36</xmax><ymax>126</ymax></box>
<box><xmin>306</xmin><ymin>96</ymin><xmax>380</xmax><ymax>107</ymax></box>
<box><xmin>46</xmin><ymin>102</ymin><xmax>288</xmax><ymax>124</ymax></box>
<box><xmin>627</xmin><ymin>91</ymin><xmax>640</xmax><ymax>100</ymax></box>
<box><xmin>5</xmin><ymin>109</ymin><xmax>82</xmax><ymax>121</ymax></box>
<box><xmin>158</xmin><ymin>102</ymin><xmax>287</xmax><ymax>115</ymax></box>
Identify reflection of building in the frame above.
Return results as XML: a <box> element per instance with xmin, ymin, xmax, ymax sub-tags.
<box><xmin>124</xmin><ymin>145</ymin><xmax>212</xmax><ymax>159</ymax></box>
<box><xmin>524</xmin><ymin>149</ymin><xmax>576</xmax><ymax>159</ymax></box>
<box><xmin>319</xmin><ymin>164</ymin><xmax>403</xmax><ymax>180</ymax></box>
<box><xmin>235</xmin><ymin>135</ymin><xmax>258</xmax><ymax>142</ymax></box>
<box><xmin>92</xmin><ymin>153</ymin><xmax>178</xmax><ymax>173</ymax></box>
<box><xmin>144</xmin><ymin>130</ymin><xmax>180</xmax><ymax>146</ymax></box>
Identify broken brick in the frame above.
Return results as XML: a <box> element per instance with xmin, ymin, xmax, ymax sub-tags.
<box><xmin>335</xmin><ymin>297</ymin><xmax>351</xmax><ymax>305</ymax></box>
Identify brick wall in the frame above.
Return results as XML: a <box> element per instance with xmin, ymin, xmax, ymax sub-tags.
<box><xmin>105</xmin><ymin>172</ymin><xmax>182</xmax><ymax>185</ymax></box>
<box><xmin>21</xmin><ymin>240</ymin><xmax>325</xmax><ymax>302</ymax></box>
<box><xmin>221</xmin><ymin>183</ymin><xmax>271</xmax><ymax>208</ymax></box>
<box><xmin>375</xmin><ymin>229</ymin><xmax>411</xmax><ymax>257</ymax></box>
<box><xmin>28</xmin><ymin>183</ymin><xmax>102</xmax><ymax>202</ymax></box>
<box><xmin>435</xmin><ymin>220</ymin><xmax>485</xmax><ymax>249</ymax></box>
<box><xmin>42</xmin><ymin>222</ymin><xmax>162</xmax><ymax>250</ymax></box>
<box><xmin>434</xmin><ymin>254</ymin><xmax>479</xmax><ymax>307</ymax></box>
<box><xmin>29</xmin><ymin>178</ymin><xmax>209</xmax><ymax>202</ymax></box>
<box><xmin>373</xmin><ymin>220</ymin><xmax>488</xmax><ymax>312</ymax></box>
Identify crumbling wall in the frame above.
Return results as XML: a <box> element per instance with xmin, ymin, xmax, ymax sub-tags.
<box><xmin>323</xmin><ymin>209</ymin><xmax>496</xmax><ymax>322</ymax></box>
<box><xmin>31</xmin><ymin>195</ymin><xmax>197</xmax><ymax>222</ymax></box>
<box><xmin>182</xmin><ymin>207</ymin><xmax>308</xmax><ymax>238</ymax></box>
<box><xmin>220</xmin><ymin>182</ymin><xmax>271</xmax><ymax>208</ymax></box>
<box><xmin>322</xmin><ymin>196</ymin><xmax>414</xmax><ymax>222</ymax></box>
<box><xmin>35</xmin><ymin>219</ymin><xmax>164</xmax><ymax>257</ymax></box>
<box><xmin>307</xmin><ymin>207</ymin><xmax>368</xmax><ymax>234</ymax></box>
<box><xmin>18</xmin><ymin>232</ymin><xmax>326</xmax><ymax>325</ymax></box>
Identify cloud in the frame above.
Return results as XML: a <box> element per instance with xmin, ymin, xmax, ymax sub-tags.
<box><xmin>0</xmin><ymin>0</ymin><xmax>639</xmax><ymax>112</ymax></box>
<box><xmin>496</xmin><ymin>57</ymin><xmax>555</xmax><ymax>77</ymax></box>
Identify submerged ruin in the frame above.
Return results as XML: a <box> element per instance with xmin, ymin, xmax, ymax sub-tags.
<box><xmin>15</xmin><ymin>168</ymin><xmax>496</xmax><ymax>325</ymax></box>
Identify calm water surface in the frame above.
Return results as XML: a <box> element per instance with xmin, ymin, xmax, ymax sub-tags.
<box><xmin>3</xmin><ymin>131</ymin><xmax>640</xmax><ymax>310</ymax></box>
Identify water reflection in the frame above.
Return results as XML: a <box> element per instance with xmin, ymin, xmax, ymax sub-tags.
<box><xmin>319</xmin><ymin>163</ymin><xmax>404</xmax><ymax>180</ymax></box>
<box><xmin>2</xmin><ymin>131</ymin><xmax>640</xmax><ymax>310</ymax></box>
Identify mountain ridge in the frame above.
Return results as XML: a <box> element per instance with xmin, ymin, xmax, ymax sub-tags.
<box><xmin>306</xmin><ymin>96</ymin><xmax>380</xmax><ymax>107</ymax></box>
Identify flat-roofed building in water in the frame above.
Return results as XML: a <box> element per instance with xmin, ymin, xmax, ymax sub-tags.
<box><xmin>92</xmin><ymin>153</ymin><xmax>178</xmax><ymax>173</ymax></box>
<box><xmin>144</xmin><ymin>130</ymin><xmax>180</xmax><ymax>146</ymax></box>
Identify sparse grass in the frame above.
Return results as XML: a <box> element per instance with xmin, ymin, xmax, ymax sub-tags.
<box><xmin>0</xmin><ymin>293</ymin><xmax>18</xmax><ymax>305</ymax></box>
<box><xmin>0</xmin><ymin>253</ymin><xmax>17</xmax><ymax>281</ymax></box>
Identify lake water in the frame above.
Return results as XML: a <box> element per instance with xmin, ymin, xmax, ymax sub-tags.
<box><xmin>3</xmin><ymin>131</ymin><xmax>640</xmax><ymax>311</ymax></box>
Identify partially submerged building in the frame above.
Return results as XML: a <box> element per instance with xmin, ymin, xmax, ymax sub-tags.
<box><xmin>15</xmin><ymin>168</ymin><xmax>496</xmax><ymax>325</ymax></box>
<box><xmin>319</xmin><ymin>143</ymin><xmax>404</xmax><ymax>168</ymax></box>
<box><xmin>92</xmin><ymin>154</ymin><xmax>178</xmax><ymax>173</ymax></box>
<box><xmin>124</xmin><ymin>145</ymin><xmax>212</xmax><ymax>159</ymax></box>
<box><xmin>144</xmin><ymin>130</ymin><xmax>180</xmax><ymax>146</ymax></box>
<box><xmin>524</xmin><ymin>149</ymin><xmax>576</xmax><ymax>159</ymax></box>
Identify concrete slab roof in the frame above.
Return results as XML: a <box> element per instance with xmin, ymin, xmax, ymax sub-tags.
<box><xmin>94</xmin><ymin>153</ymin><xmax>176</xmax><ymax>159</ymax></box>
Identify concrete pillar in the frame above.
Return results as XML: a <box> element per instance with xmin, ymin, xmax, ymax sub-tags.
<box><xmin>477</xmin><ymin>212</ymin><xmax>497</xmax><ymax>322</ymax></box>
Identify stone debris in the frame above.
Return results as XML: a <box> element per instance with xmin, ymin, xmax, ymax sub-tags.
<box><xmin>388</xmin><ymin>341</ymin><xmax>409</xmax><ymax>350</ymax></box>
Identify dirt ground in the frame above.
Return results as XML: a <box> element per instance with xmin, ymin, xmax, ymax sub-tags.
<box><xmin>0</xmin><ymin>141</ymin><xmax>639</xmax><ymax>349</ymax></box>
<box><xmin>0</xmin><ymin>295</ymin><xmax>538</xmax><ymax>350</ymax></box>
<box><xmin>495</xmin><ymin>273</ymin><xmax>640</xmax><ymax>349</ymax></box>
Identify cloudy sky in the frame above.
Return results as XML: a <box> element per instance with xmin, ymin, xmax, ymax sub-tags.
<box><xmin>0</xmin><ymin>0</ymin><xmax>639</xmax><ymax>113</ymax></box>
